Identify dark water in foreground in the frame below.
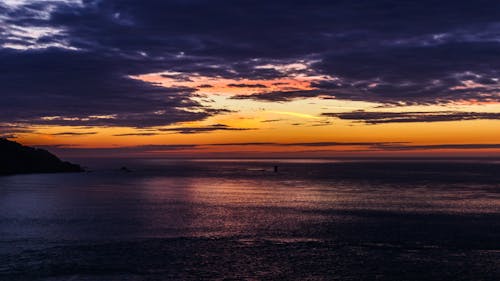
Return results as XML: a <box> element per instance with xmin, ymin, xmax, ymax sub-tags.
<box><xmin>1</xmin><ymin>159</ymin><xmax>499</xmax><ymax>280</ymax></box>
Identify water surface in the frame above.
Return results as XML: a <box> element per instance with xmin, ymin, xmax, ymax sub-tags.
<box><xmin>1</xmin><ymin>159</ymin><xmax>499</xmax><ymax>280</ymax></box>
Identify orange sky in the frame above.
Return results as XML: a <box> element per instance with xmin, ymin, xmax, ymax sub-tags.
<box><xmin>2</xmin><ymin>0</ymin><xmax>500</xmax><ymax>159</ymax></box>
<box><xmin>12</xmin><ymin>70</ymin><xmax>500</xmax><ymax>158</ymax></box>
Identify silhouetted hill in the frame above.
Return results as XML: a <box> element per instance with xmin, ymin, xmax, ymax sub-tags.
<box><xmin>0</xmin><ymin>138</ymin><xmax>83</xmax><ymax>175</ymax></box>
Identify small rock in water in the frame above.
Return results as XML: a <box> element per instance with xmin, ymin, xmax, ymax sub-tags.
<box><xmin>120</xmin><ymin>166</ymin><xmax>132</xmax><ymax>173</ymax></box>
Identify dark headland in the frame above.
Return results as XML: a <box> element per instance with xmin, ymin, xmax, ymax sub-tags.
<box><xmin>0</xmin><ymin>138</ymin><xmax>83</xmax><ymax>175</ymax></box>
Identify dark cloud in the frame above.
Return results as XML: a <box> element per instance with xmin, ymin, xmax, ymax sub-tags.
<box><xmin>37</xmin><ymin>143</ymin><xmax>200</xmax><ymax>157</ymax></box>
<box><xmin>379</xmin><ymin>143</ymin><xmax>500</xmax><ymax>151</ymax></box>
<box><xmin>208</xmin><ymin>141</ymin><xmax>500</xmax><ymax>152</ymax></box>
<box><xmin>260</xmin><ymin>119</ymin><xmax>284</xmax><ymax>123</ymax></box>
<box><xmin>45</xmin><ymin>141</ymin><xmax>500</xmax><ymax>151</ymax></box>
<box><xmin>312</xmin><ymin>43</ymin><xmax>500</xmax><ymax>105</ymax></box>
<box><xmin>51</xmin><ymin>132</ymin><xmax>98</xmax><ymax>136</ymax></box>
<box><xmin>322</xmin><ymin>111</ymin><xmax>500</xmax><ymax>124</ymax></box>
<box><xmin>232</xmin><ymin>90</ymin><xmax>323</xmax><ymax>102</ymax></box>
<box><xmin>113</xmin><ymin>132</ymin><xmax>161</xmax><ymax>136</ymax></box>
<box><xmin>39</xmin><ymin>141</ymin><xmax>500</xmax><ymax>158</ymax></box>
<box><xmin>0</xmin><ymin>134</ymin><xmax>17</xmax><ymax>139</ymax></box>
<box><xmin>0</xmin><ymin>124</ymin><xmax>34</xmax><ymax>134</ymax></box>
<box><xmin>158</xmin><ymin>124</ymin><xmax>255</xmax><ymax>134</ymax></box>
<box><xmin>309</xmin><ymin>120</ymin><xmax>333</xmax><ymax>127</ymax></box>
<box><xmin>208</xmin><ymin>141</ymin><xmax>405</xmax><ymax>147</ymax></box>
<box><xmin>0</xmin><ymin>49</ymin><xmax>221</xmax><ymax>128</ymax></box>
<box><xmin>1</xmin><ymin>0</ymin><xmax>500</xmax><ymax>130</ymax></box>
<box><xmin>160</xmin><ymin>73</ymin><xmax>193</xmax><ymax>82</ymax></box>
<box><xmin>209</xmin><ymin>142</ymin><xmax>278</xmax><ymax>146</ymax></box>
<box><xmin>227</xmin><ymin>83</ymin><xmax>267</xmax><ymax>88</ymax></box>
<box><xmin>280</xmin><ymin>142</ymin><xmax>404</xmax><ymax>147</ymax></box>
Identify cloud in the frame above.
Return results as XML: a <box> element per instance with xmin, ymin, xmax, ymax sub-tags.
<box><xmin>0</xmin><ymin>49</ymin><xmax>220</xmax><ymax>128</ymax></box>
<box><xmin>227</xmin><ymin>83</ymin><xmax>267</xmax><ymax>88</ymax></box>
<box><xmin>322</xmin><ymin>111</ymin><xmax>500</xmax><ymax>124</ymax></box>
<box><xmin>1</xmin><ymin>0</ymin><xmax>500</xmax><ymax>132</ymax></box>
<box><xmin>158</xmin><ymin>124</ymin><xmax>255</xmax><ymax>134</ymax></box>
<box><xmin>379</xmin><ymin>143</ymin><xmax>500</xmax><ymax>151</ymax></box>
<box><xmin>0</xmin><ymin>134</ymin><xmax>17</xmax><ymax>139</ymax></box>
<box><xmin>311</xmin><ymin>44</ymin><xmax>500</xmax><ymax>105</ymax></box>
<box><xmin>260</xmin><ymin>119</ymin><xmax>284</xmax><ymax>123</ymax></box>
<box><xmin>38</xmin><ymin>141</ymin><xmax>500</xmax><ymax>158</ymax></box>
<box><xmin>209</xmin><ymin>142</ymin><xmax>278</xmax><ymax>146</ymax></box>
<box><xmin>0</xmin><ymin>124</ymin><xmax>34</xmax><ymax>139</ymax></box>
<box><xmin>280</xmin><ymin>142</ymin><xmax>404</xmax><ymax>147</ymax></box>
<box><xmin>51</xmin><ymin>131</ymin><xmax>98</xmax><ymax>136</ymax></box>
<box><xmin>113</xmin><ymin>132</ymin><xmax>160</xmax><ymax>136</ymax></box>
<box><xmin>208</xmin><ymin>141</ymin><xmax>500</xmax><ymax>152</ymax></box>
<box><xmin>37</xmin><ymin>143</ymin><xmax>201</xmax><ymax>157</ymax></box>
<box><xmin>0</xmin><ymin>124</ymin><xmax>33</xmax><ymax>134</ymax></box>
<box><xmin>207</xmin><ymin>141</ymin><xmax>405</xmax><ymax>147</ymax></box>
<box><xmin>197</xmin><ymin>84</ymin><xmax>213</xmax><ymax>88</ymax></box>
<box><xmin>232</xmin><ymin>90</ymin><xmax>323</xmax><ymax>102</ymax></box>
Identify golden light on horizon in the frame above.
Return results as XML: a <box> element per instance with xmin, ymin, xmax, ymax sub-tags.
<box><xmin>6</xmin><ymin>67</ymin><xmax>500</xmax><ymax>158</ymax></box>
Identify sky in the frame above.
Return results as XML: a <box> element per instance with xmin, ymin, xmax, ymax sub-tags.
<box><xmin>0</xmin><ymin>0</ymin><xmax>499</xmax><ymax>158</ymax></box>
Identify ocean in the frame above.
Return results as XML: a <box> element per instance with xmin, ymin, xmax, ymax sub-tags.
<box><xmin>1</xmin><ymin>159</ymin><xmax>499</xmax><ymax>280</ymax></box>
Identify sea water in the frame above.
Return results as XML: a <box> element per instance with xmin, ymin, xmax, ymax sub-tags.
<box><xmin>0</xmin><ymin>159</ymin><xmax>499</xmax><ymax>280</ymax></box>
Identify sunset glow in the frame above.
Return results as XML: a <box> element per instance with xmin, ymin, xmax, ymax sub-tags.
<box><xmin>1</xmin><ymin>0</ymin><xmax>499</xmax><ymax>158</ymax></box>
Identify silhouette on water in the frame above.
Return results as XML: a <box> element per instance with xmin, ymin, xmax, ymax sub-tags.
<box><xmin>120</xmin><ymin>166</ymin><xmax>132</xmax><ymax>173</ymax></box>
<box><xmin>0</xmin><ymin>138</ymin><xmax>82</xmax><ymax>175</ymax></box>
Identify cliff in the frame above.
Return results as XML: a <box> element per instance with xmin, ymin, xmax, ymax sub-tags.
<box><xmin>0</xmin><ymin>138</ymin><xmax>83</xmax><ymax>175</ymax></box>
